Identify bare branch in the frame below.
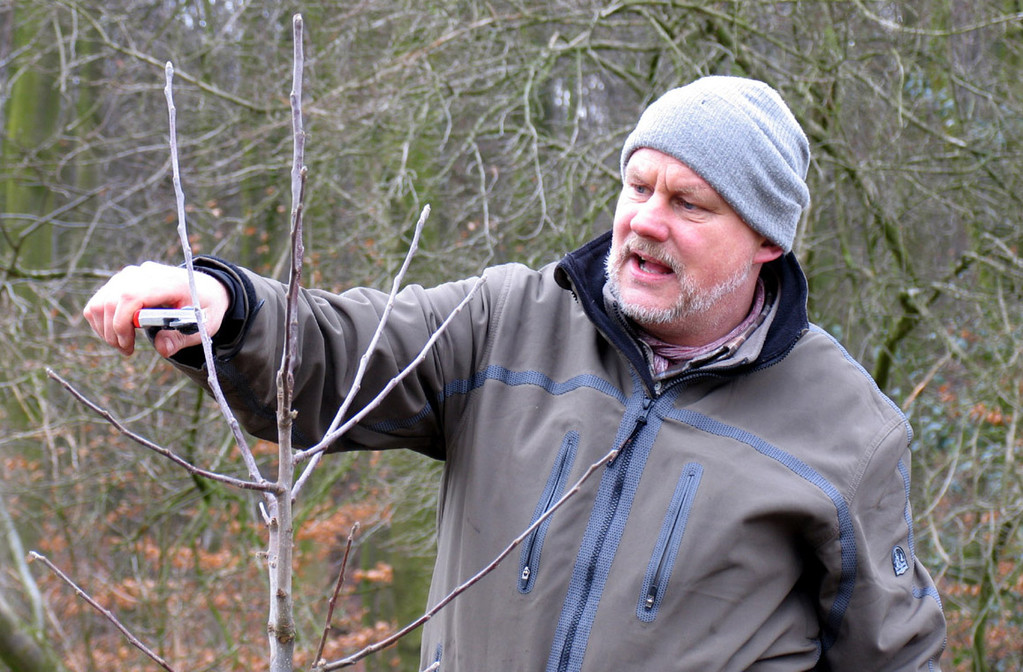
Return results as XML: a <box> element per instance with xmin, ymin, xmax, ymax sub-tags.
<box><xmin>317</xmin><ymin>15</ymin><xmax>519</xmax><ymax>102</ymax></box>
<box><xmin>845</xmin><ymin>67</ymin><xmax>968</xmax><ymax>150</ymax></box>
<box><xmin>28</xmin><ymin>552</ymin><xmax>178</xmax><ymax>672</ymax></box>
<box><xmin>295</xmin><ymin>274</ymin><xmax>487</xmax><ymax>465</ymax></box>
<box><xmin>313</xmin><ymin>522</ymin><xmax>360</xmax><ymax>669</ymax></box>
<box><xmin>851</xmin><ymin>0</ymin><xmax>1023</xmax><ymax>37</ymax></box>
<box><xmin>901</xmin><ymin>352</ymin><xmax>952</xmax><ymax>412</ymax></box>
<box><xmin>163</xmin><ymin>61</ymin><xmax>268</xmax><ymax>489</ymax></box>
<box><xmin>320</xmin><ymin>445</ymin><xmax>618</xmax><ymax>670</ymax></box>
<box><xmin>292</xmin><ymin>203</ymin><xmax>430</xmax><ymax>496</ymax></box>
<box><xmin>46</xmin><ymin>368</ymin><xmax>279</xmax><ymax>494</ymax></box>
<box><xmin>55</xmin><ymin>0</ymin><xmax>270</xmax><ymax>112</ymax></box>
<box><xmin>265</xmin><ymin>16</ymin><xmax>307</xmax><ymax>672</ymax></box>
<box><xmin>278</xmin><ymin>11</ymin><xmax>308</xmax><ymax>429</ymax></box>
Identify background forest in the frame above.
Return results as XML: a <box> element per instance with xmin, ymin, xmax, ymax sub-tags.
<box><xmin>1</xmin><ymin>0</ymin><xmax>1021</xmax><ymax>670</ymax></box>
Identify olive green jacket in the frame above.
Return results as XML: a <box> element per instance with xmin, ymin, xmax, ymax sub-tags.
<box><xmin>175</xmin><ymin>232</ymin><xmax>945</xmax><ymax>671</ymax></box>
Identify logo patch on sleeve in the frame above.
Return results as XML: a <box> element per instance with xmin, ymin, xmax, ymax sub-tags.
<box><xmin>891</xmin><ymin>546</ymin><xmax>909</xmax><ymax>577</ymax></box>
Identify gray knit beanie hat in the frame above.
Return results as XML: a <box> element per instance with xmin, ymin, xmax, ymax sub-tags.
<box><xmin>620</xmin><ymin>76</ymin><xmax>810</xmax><ymax>253</ymax></box>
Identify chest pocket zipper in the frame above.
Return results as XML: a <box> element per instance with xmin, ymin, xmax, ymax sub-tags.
<box><xmin>637</xmin><ymin>461</ymin><xmax>704</xmax><ymax>621</ymax></box>
<box><xmin>519</xmin><ymin>431</ymin><xmax>580</xmax><ymax>593</ymax></box>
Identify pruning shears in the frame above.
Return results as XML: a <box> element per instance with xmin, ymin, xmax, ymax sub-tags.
<box><xmin>133</xmin><ymin>308</ymin><xmax>206</xmax><ymax>335</ymax></box>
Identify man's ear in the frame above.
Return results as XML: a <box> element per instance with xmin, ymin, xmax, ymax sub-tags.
<box><xmin>753</xmin><ymin>239</ymin><xmax>785</xmax><ymax>264</ymax></box>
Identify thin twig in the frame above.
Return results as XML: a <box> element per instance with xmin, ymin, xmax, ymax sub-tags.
<box><xmin>317</xmin><ymin>204</ymin><xmax>428</xmax><ymax>432</ymax></box>
<box><xmin>313</xmin><ymin>522</ymin><xmax>360</xmax><ymax>668</ymax></box>
<box><xmin>901</xmin><ymin>352</ymin><xmax>951</xmax><ymax>411</ymax></box>
<box><xmin>278</xmin><ymin>10</ymin><xmax>309</xmax><ymax>431</ymax></box>
<box><xmin>163</xmin><ymin>62</ymin><xmax>268</xmax><ymax>490</ymax></box>
<box><xmin>320</xmin><ymin>445</ymin><xmax>618</xmax><ymax>670</ymax></box>
<box><xmin>28</xmin><ymin>552</ymin><xmax>178</xmax><ymax>672</ymax></box>
<box><xmin>292</xmin><ymin>204</ymin><xmax>430</xmax><ymax>496</ymax></box>
<box><xmin>46</xmin><ymin>368</ymin><xmax>279</xmax><ymax>494</ymax></box>
<box><xmin>295</xmin><ymin>274</ymin><xmax>487</xmax><ymax>464</ymax></box>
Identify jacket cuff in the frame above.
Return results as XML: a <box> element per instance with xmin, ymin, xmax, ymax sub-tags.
<box><xmin>167</xmin><ymin>256</ymin><xmax>263</xmax><ymax>368</ymax></box>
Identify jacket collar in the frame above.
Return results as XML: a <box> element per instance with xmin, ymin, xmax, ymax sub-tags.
<box><xmin>554</xmin><ymin>230</ymin><xmax>810</xmax><ymax>387</ymax></box>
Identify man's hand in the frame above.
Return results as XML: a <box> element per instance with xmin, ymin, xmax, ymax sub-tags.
<box><xmin>83</xmin><ymin>262</ymin><xmax>230</xmax><ymax>358</ymax></box>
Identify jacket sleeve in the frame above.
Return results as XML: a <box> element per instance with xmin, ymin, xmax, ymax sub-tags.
<box><xmin>819</xmin><ymin>417</ymin><xmax>946</xmax><ymax>671</ymax></box>
<box><xmin>168</xmin><ymin>257</ymin><xmax>505</xmax><ymax>458</ymax></box>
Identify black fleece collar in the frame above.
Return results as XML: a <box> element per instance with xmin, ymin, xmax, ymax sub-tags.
<box><xmin>554</xmin><ymin>230</ymin><xmax>810</xmax><ymax>388</ymax></box>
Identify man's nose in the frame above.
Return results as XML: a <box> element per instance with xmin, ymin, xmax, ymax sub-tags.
<box><xmin>629</xmin><ymin>196</ymin><xmax>671</xmax><ymax>242</ymax></box>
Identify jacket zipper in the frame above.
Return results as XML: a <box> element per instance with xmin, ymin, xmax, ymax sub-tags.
<box><xmin>555</xmin><ymin>398</ymin><xmax>652</xmax><ymax>672</ymax></box>
<box><xmin>640</xmin><ymin>462</ymin><xmax>703</xmax><ymax>620</ymax></box>
<box><xmin>607</xmin><ymin>397</ymin><xmax>651</xmax><ymax>467</ymax></box>
<box><xmin>519</xmin><ymin>432</ymin><xmax>579</xmax><ymax>593</ymax></box>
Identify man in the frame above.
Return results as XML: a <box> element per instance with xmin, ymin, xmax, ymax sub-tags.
<box><xmin>85</xmin><ymin>76</ymin><xmax>946</xmax><ymax>670</ymax></box>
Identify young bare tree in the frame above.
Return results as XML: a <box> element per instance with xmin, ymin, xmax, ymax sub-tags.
<box><xmin>3</xmin><ymin>1</ymin><xmax>1022</xmax><ymax>670</ymax></box>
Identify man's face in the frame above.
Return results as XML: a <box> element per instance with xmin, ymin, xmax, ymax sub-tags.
<box><xmin>606</xmin><ymin>148</ymin><xmax>782</xmax><ymax>345</ymax></box>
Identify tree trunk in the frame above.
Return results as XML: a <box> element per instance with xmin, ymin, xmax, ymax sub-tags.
<box><xmin>0</xmin><ymin>592</ymin><xmax>62</xmax><ymax>672</ymax></box>
<box><xmin>2</xmin><ymin>5</ymin><xmax>59</xmax><ymax>271</ymax></box>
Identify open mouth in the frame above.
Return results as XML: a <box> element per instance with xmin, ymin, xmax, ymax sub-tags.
<box><xmin>634</xmin><ymin>252</ymin><xmax>675</xmax><ymax>276</ymax></box>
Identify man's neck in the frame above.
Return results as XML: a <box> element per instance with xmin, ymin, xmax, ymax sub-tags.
<box><xmin>638</xmin><ymin>279</ymin><xmax>768</xmax><ymax>374</ymax></box>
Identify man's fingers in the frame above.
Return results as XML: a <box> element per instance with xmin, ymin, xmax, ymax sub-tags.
<box><xmin>83</xmin><ymin>272</ymin><xmax>141</xmax><ymax>355</ymax></box>
<box><xmin>152</xmin><ymin>330</ymin><xmax>201</xmax><ymax>359</ymax></box>
<box><xmin>111</xmin><ymin>298</ymin><xmax>144</xmax><ymax>355</ymax></box>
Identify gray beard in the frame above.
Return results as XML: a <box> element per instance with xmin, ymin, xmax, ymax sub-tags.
<box><xmin>604</xmin><ymin>240</ymin><xmax>752</xmax><ymax>326</ymax></box>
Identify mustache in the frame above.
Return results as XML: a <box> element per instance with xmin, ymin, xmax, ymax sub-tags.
<box><xmin>613</xmin><ymin>237</ymin><xmax>683</xmax><ymax>276</ymax></box>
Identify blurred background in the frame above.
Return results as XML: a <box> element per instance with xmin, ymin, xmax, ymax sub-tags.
<box><xmin>1</xmin><ymin>1</ymin><xmax>1021</xmax><ymax>670</ymax></box>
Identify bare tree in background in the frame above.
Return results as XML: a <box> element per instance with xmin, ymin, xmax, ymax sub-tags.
<box><xmin>2</xmin><ymin>1</ymin><xmax>1022</xmax><ymax>670</ymax></box>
